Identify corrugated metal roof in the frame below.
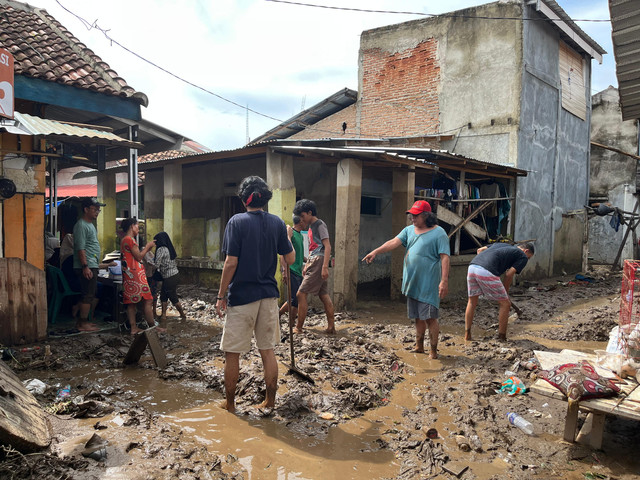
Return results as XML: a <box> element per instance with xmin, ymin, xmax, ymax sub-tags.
<box><xmin>249</xmin><ymin>88</ymin><xmax>358</xmax><ymax>144</ymax></box>
<box><xmin>610</xmin><ymin>0</ymin><xmax>640</xmax><ymax>120</ymax></box>
<box><xmin>0</xmin><ymin>112</ymin><xmax>143</xmax><ymax>148</ymax></box>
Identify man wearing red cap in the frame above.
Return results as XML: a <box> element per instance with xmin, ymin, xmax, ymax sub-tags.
<box><xmin>363</xmin><ymin>200</ymin><xmax>450</xmax><ymax>359</ymax></box>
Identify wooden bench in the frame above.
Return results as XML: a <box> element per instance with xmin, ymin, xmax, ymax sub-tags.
<box><xmin>530</xmin><ymin>349</ymin><xmax>640</xmax><ymax>449</ymax></box>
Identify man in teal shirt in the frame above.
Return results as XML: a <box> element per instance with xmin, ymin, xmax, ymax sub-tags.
<box><xmin>73</xmin><ymin>197</ymin><xmax>106</xmax><ymax>332</ymax></box>
<box><xmin>363</xmin><ymin>200</ymin><xmax>450</xmax><ymax>359</ymax></box>
<box><xmin>280</xmin><ymin>214</ymin><xmax>306</xmax><ymax>322</ymax></box>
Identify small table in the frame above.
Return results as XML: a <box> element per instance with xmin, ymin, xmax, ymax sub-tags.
<box><xmin>97</xmin><ymin>274</ymin><xmax>124</xmax><ymax>325</ymax></box>
<box><xmin>530</xmin><ymin>349</ymin><xmax>640</xmax><ymax>449</ymax></box>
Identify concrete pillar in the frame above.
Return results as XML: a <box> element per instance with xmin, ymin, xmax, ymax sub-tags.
<box><xmin>97</xmin><ymin>170</ymin><xmax>117</xmax><ymax>254</ymax></box>
<box><xmin>391</xmin><ymin>168</ymin><xmax>415</xmax><ymax>299</ymax></box>
<box><xmin>266</xmin><ymin>149</ymin><xmax>296</xmax><ymax>223</ymax></box>
<box><xmin>333</xmin><ymin>157</ymin><xmax>362</xmax><ymax>310</ymax></box>
<box><xmin>164</xmin><ymin>164</ymin><xmax>182</xmax><ymax>256</ymax></box>
<box><xmin>266</xmin><ymin>149</ymin><xmax>296</xmax><ymax>301</ymax></box>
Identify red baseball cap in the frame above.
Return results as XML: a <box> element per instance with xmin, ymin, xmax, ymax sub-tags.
<box><xmin>406</xmin><ymin>200</ymin><xmax>432</xmax><ymax>214</ymax></box>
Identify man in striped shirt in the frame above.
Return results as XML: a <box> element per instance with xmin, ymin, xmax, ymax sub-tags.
<box><xmin>465</xmin><ymin>242</ymin><xmax>534</xmax><ymax>341</ymax></box>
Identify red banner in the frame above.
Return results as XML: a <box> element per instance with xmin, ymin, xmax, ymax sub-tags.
<box><xmin>0</xmin><ymin>48</ymin><xmax>14</xmax><ymax>119</ymax></box>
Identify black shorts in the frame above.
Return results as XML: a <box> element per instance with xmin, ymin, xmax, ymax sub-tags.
<box><xmin>75</xmin><ymin>268</ymin><xmax>98</xmax><ymax>303</ymax></box>
<box><xmin>160</xmin><ymin>273</ymin><xmax>179</xmax><ymax>304</ymax></box>
<box><xmin>290</xmin><ymin>272</ymin><xmax>302</xmax><ymax>307</ymax></box>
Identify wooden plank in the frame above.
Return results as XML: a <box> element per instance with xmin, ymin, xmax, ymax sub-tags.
<box><xmin>122</xmin><ymin>328</ymin><xmax>167</xmax><ymax>369</ymax></box>
<box><xmin>0</xmin><ymin>360</ymin><xmax>51</xmax><ymax>452</ymax></box>
<box><xmin>145</xmin><ymin>328</ymin><xmax>167</xmax><ymax>369</ymax></box>
<box><xmin>0</xmin><ymin>258</ymin><xmax>47</xmax><ymax>346</ymax></box>
<box><xmin>437</xmin><ymin>205</ymin><xmax>486</xmax><ymax>239</ymax></box>
<box><xmin>123</xmin><ymin>332</ymin><xmax>149</xmax><ymax>365</ymax></box>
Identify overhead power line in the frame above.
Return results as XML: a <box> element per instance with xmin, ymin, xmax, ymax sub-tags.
<box><xmin>265</xmin><ymin>0</ymin><xmax>610</xmax><ymax>22</ymax></box>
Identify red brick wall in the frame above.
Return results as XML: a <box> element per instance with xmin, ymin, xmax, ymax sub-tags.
<box><xmin>360</xmin><ymin>38</ymin><xmax>440</xmax><ymax>138</ymax></box>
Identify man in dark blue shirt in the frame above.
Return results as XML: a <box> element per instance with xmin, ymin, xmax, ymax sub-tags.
<box><xmin>465</xmin><ymin>242</ymin><xmax>534</xmax><ymax>341</ymax></box>
<box><xmin>216</xmin><ymin>176</ymin><xmax>295</xmax><ymax>413</ymax></box>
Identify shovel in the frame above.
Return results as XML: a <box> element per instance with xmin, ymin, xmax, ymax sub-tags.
<box><xmin>283</xmin><ymin>266</ymin><xmax>315</xmax><ymax>384</ymax></box>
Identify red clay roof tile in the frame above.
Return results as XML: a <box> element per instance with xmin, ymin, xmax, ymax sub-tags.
<box><xmin>1</xmin><ymin>1</ymin><xmax>147</xmax><ymax>106</ymax></box>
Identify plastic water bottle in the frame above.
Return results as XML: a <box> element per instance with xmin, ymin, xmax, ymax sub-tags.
<box><xmin>507</xmin><ymin>412</ymin><xmax>533</xmax><ymax>435</ymax></box>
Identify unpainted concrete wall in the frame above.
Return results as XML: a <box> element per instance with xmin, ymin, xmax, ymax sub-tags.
<box><xmin>358</xmin><ymin>173</ymin><xmax>393</xmax><ymax>283</ymax></box>
<box><xmin>515</xmin><ymin>5</ymin><xmax>592</xmax><ymax>278</ymax></box>
<box><xmin>145</xmin><ymin>159</ymin><xmax>266</xmax><ymax>258</ymax></box>
<box><xmin>590</xmin><ymin>87</ymin><xmax>639</xmax><ymax>197</ymax></box>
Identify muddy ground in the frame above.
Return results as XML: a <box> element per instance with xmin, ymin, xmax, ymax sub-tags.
<box><xmin>2</xmin><ymin>268</ymin><xmax>639</xmax><ymax>480</ymax></box>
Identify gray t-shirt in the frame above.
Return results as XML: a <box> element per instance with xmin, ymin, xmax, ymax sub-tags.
<box><xmin>308</xmin><ymin>218</ymin><xmax>329</xmax><ymax>257</ymax></box>
<box><xmin>73</xmin><ymin>219</ymin><xmax>101</xmax><ymax>269</ymax></box>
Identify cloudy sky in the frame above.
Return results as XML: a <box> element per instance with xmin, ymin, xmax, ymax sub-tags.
<box><xmin>36</xmin><ymin>0</ymin><xmax>615</xmax><ymax>151</ymax></box>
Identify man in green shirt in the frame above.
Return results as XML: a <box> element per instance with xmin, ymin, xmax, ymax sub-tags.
<box><xmin>279</xmin><ymin>214</ymin><xmax>306</xmax><ymax>322</ymax></box>
<box><xmin>73</xmin><ymin>197</ymin><xmax>106</xmax><ymax>332</ymax></box>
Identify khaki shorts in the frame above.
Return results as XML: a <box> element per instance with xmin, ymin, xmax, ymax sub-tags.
<box><xmin>298</xmin><ymin>255</ymin><xmax>328</xmax><ymax>296</ymax></box>
<box><xmin>220</xmin><ymin>297</ymin><xmax>280</xmax><ymax>353</ymax></box>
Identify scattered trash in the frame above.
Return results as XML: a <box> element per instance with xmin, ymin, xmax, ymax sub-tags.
<box><xmin>55</xmin><ymin>385</ymin><xmax>71</xmax><ymax>402</ymax></box>
<box><xmin>391</xmin><ymin>361</ymin><xmax>400</xmax><ymax>372</ymax></box>
<box><xmin>23</xmin><ymin>378</ymin><xmax>47</xmax><ymax>395</ymax></box>
<box><xmin>455</xmin><ymin>435</ymin><xmax>471</xmax><ymax>451</ymax></box>
<box><xmin>469</xmin><ymin>434</ymin><xmax>482</xmax><ymax>452</ymax></box>
<box><xmin>523</xmin><ymin>358</ymin><xmax>540</xmax><ymax>371</ymax></box>
<box><xmin>425</xmin><ymin>428</ymin><xmax>438</xmax><ymax>439</ymax></box>
<box><xmin>499</xmin><ymin>376</ymin><xmax>527</xmax><ymax>396</ymax></box>
<box><xmin>507</xmin><ymin>412</ymin><xmax>534</xmax><ymax>435</ymax></box>
<box><xmin>319</xmin><ymin>412</ymin><xmax>334</xmax><ymax>420</ymax></box>
<box><xmin>0</xmin><ymin>347</ymin><xmax>16</xmax><ymax>361</ymax></box>
<box><xmin>81</xmin><ymin>433</ymin><xmax>108</xmax><ymax>461</ymax></box>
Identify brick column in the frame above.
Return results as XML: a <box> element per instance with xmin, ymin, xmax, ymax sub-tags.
<box><xmin>391</xmin><ymin>168</ymin><xmax>415</xmax><ymax>299</ymax></box>
<box><xmin>97</xmin><ymin>170</ymin><xmax>117</xmax><ymax>254</ymax></box>
<box><xmin>334</xmin><ymin>157</ymin><xmax>362</xmax><ymax>310</ymax></box>
<box><xmin>163</xmin><ymin>164</ymin><xmax>182</xmax><ymax>256</ymax></box>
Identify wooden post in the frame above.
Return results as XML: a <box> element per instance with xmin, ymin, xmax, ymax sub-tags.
<box><xmin>455</xmin><ymin>172</ymin><xmax>465</xmax><ymax>255</ymax></box>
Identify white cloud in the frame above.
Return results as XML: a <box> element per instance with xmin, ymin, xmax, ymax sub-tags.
<box><xmin>37</xmin><ymin>0</ymin><xmax>615</xmax><ymax>150</ymax></box>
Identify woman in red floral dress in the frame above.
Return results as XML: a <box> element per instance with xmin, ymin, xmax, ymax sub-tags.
<box><xmin>120</xmin><ymin>218</ymin><xmax>162</xmax><ymax>334</ymax></box>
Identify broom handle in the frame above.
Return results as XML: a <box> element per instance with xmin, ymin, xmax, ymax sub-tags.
<box><xmin>286</xmin><ymin>265</ymin><xmax>296</xmax><ymax>369</ymax></box>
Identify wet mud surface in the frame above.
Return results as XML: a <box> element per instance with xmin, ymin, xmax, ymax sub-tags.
<box><xmin>3</xmin><ymin>269</ymin><xmax>640</xmax><ymax>479</ymax></box>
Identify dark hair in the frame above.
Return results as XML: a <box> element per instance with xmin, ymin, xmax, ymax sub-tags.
<box><xmin>424</xmin><ymin>211</ymin><xmax>437</xmax><ymax>227</ymax></box>
<box><xmin>154</xmin><ymin>231</ymin><xmax>177</xmax><ymax>260</ymax></box>
<box><xmin>121</xmin><ymin>217</ymin><xmax>137</xmax><ymax>233</ymax></box>
<box><xmin>237</xmin><ymin>176</ymin><xmax>272</xmax><ymax>208</ymax></box>
<box><xmin>520</xmin><ymin>242</ymin><xmax>535</xmax><ymax>255</ymax></box>
<box><xmin>292</xmin><ymin>214</ymin><xmax>302</xmax><ymax>226</ymax></box>
<box><xmin>293</xmin><ymin>199</ymin><xmax>317</xmax><ymax>217</ymax></box>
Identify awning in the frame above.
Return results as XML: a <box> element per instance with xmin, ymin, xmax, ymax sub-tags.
<box><xmin>0</xmin><ymin>112</ymin><xmax>144</xmax><ymax>148</ymax></box>
<box><xmin>45</xmin><ymin>183</ymin><xmax>131</xmax><ymax>197</ymax></box>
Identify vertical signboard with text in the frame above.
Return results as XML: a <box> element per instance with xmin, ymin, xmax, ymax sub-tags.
<box><xmin>0</xmin><ymin>48</ymin><xmax>14</xmax><ymax>119</ymax></box>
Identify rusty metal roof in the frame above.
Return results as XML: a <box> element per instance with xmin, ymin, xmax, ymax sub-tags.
<box><xmin>610</xmin><ymin>0</ymin><xmax>640</xmax><ymax>120</ymax></box>
<box><xmin>0</xmin><ymin>112</ymin><xmax>143</xmax><ymax>148</ymax></box>
<box><xmin>0</xmin><ymin>0</ymin><xmax>147</xmax><ymax>106</ymax></box>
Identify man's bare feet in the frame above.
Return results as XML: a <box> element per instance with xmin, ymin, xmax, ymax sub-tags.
<box><xmin>464</xmin><ymin>330</ymin><xmax>473</xmax><ymax>341</ymax></box>
<box><xmin>77</xmin><ymin>321</ymin><xmax>99</xmax><ymax>332</ymax></box>
<box><xmin>498</xmin><ymin>333</ymin><xmax>507</xmax><ymax>341</ymax></box>
<box><xmin>409</xmin><ymin>347</ymin><xmax>425</xmax><ymax>353</ymax></box>
<box><xmin>130</xmin><ymin>327</ymin><xmax>144</xmax><ymax>335</ymax></box>
<box><xmin>219</xmin><ymin>400</ymin><xmax>236</xmax><ymax>413</ymax></box>
<box><xmin>429</xmin><ymin>347</ymin><xmax>438</xmax><ymax>360</ymax></box>
<box><xmin>155</xmin><ymin>326</ymin><xmax>167</xmax><ymax>333</ymax></box>
<box><xmin>293</xmin><ymin>327</ymin><xmax>303</xmax><ymax>334</ymax></box>
<box><xmin>323</xmin><ymin>328</ymin><xmax>336</xmax><ymax>334</ymax></box>
<box><xmin>255</xmin><ymin>399</ymin><xmax>275</xmax><ymax>410</ymax></box>
<box><xmin>180</xmin><ymin>315</ymin><xmax>187</xmax><ymax>321</ymax></box>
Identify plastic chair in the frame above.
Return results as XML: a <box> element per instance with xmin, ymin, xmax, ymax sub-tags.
<box><xmin>46</xmin><ymin>265</ymin><xmax>82</xmax><ymax>324</ymax></box>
